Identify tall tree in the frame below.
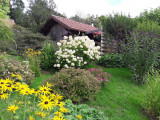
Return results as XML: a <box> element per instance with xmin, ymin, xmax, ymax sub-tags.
<box><xmin>9</xmin><ymin>0</ymin><xmax>25</xmax><ymax>23</ymax></box>
<box><xmin>24</xmin><ymin>0</ymin><xmax>57</xmax><ymax>32</ymax></box>
<box><xmin>70</xmin><ymin>14</ymin><xmax>101</xmax><ymax>28</ymax></box>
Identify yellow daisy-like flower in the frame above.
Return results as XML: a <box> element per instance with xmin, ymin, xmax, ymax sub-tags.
<box><xmin>39</xmin><ymin>85</ymin><xmax>51</xmax><ymax>95</ymax></box>
<box><xmin>31</xmin><ymin>89</ymin><xmax>40</xmax><ymax>96</ymax></box>
<box><xmin>0</xmin><ymin>93</ymin><xmax>9</xmax><ymax>99</ymax></box>
<box><xmin>35</xmin><ymin>111</ymin><xmax>46</xmax><ymax>118</ymax></box>
<box><xmin>6</xmin><ymin>84</ymin><xmax>13</xmax><ymax>92</ymax></box>
<box><xmin>59</xmin><ymin>107</ymin><xmax>69</xmax><ymax>113</ymax></box>
<box><xmin>5</xmin><ymin>77</ymin><xmax>14</xmax><ymax>84</ymax></box>
<box><xmin>18</xmin><ymin>101</ymin><xmax>23</xmax><ymax>105</ymax></box>
<box><xmin>77</xmin><ymin>115</ymin><xmax>82</xmax><ymax>119</ymax></box>
<box><xmin>7</xmin><ymin>105</ymin><xmax>19</xmax><ymax>113</ymax></box>
<box><xmin>54</xmin><ymin>111</ymin><xmax>63</xmax><ymax>117</ymax></box>
<box><xmin>52</xmin><ymin>116</ymin><xmax>66</xmax><ymax>120</ymax></box>
<box><xmin>55</xmin><ymin>94</ymin><xmax>63</xmax><ymax>101</ymax></box>
<box><xmin>46</xmin><ymin>82</ymin><xmax>53</xmax><ymax>88</ymax></box>
<box><xmin>0</xmin><ymin>79</ymin><xmax>9</xmax><ymax>92</ymax></box>
<box><xmin>38</xmin><ymin>97</ymin><xmax>55</xmax><ymax>111</ymax></box>
<box><xmin>29</xmin><ymin>116</ymin><xmax>34</xmax><ymax>120</ymax></box>
<box><xmin>11</xmin><ymin>73</ymin><xmax>22</xmax><ymax>80</ymax></box>
<box><xmin>58</xmin><ymin>102</ymin><xmax>65</xmax><ymax>108</ymax></box>
<box><xmin>16</xmin><ymin>74</ymin><xmax>22</xmax><ymax>80</ymax></box>
<box><xmin>19</xmin><ymin>87</ymin><xmax>31</xmax><ymax>96</ymax></box>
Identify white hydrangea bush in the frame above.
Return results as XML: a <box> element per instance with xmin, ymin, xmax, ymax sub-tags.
<box><xmin>54</xmin><ymin>36</ymin><xmax>101</xmax><ymax>68</ymax></box>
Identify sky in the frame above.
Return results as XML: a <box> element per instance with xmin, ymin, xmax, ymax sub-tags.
<box><xmin>23</xmin><ymin>0</ymin><xmax>160</xmax><ymax>18</ymax></box>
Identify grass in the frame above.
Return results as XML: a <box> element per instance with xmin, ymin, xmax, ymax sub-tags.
<box><xmin>31</xmin><ymin>73</ymin><xmax>53</xmax><ymax>89</ymax></box>
<box><xmin>87</xmin><ymin>66</ymin><xmax>148</xmax><ymax>120</ymax></box>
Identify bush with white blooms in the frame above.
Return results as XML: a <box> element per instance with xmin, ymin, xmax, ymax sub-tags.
<box><xmin>54</xmin><ymin>36</ymin><xmax>101</xmax><ymax>68</ymax></box>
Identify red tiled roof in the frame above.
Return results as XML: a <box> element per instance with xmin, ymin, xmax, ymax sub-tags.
<box><xmin>51</xmin><ymin>15</ymin><xmax>97</xmax><ymax>32</ymax></box>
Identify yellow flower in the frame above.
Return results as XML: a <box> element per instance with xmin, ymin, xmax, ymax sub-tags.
<box><xmin>55</xmin><ymin>94</ymin><xmax>63</xmax><ymax>101</ymax></box>
<box><xmin>54</xmin><ymin>111</ymin><xmax>63</xmax><ymax>117</ymax></box>
<box><xmin>11</xmin><ymin>73</ymin><xmax>17</xmax><ymax>77</ymax></box>
<box><xmin>0</xmin><ymin>79</ymin><xmax>9</xmax><ymax>92</ymax></box>
<box><xmin>39</xmin><ymin>85</ymin><xmax>51</xmax><ymax>95</ymax></box>
<box><xmin>11</xmin><ymin>73</ymin><xmax>22</xmax><ymax>80</ymax></box>
<box><xmin>31</xmin><ymin>89</ymin><xmax>40</xmax><ymax>96</ymax></box>
<box><xmin>35</xmin><ymin>111</ymin><xmax>46</xmax><ymax>118</ymax></box>
<box><xmin>38</xmin><ymin>97</ymin><xmax>55</xmax><ymax>111</ymax></box>
<box><xmin>7</xmin><ymin>105</ymin><xmax>19</xmax><ymax>113</ymax></box>
<box><xmin>29</xmin><ymin>116</ymin><xmax>34</xmax><ymax>120</ymax></box>
<box><xmin>19</xmin><ymin>87</ymin><xmax>31</xmax><ymax>96</ymax></box>
<box><xmin>52</xmin><ymin>116</ymin><xmax>66</xmax><ymax>120</ymax></box>
<box><xmin>60</xmin><ymin>107</ymin><xmax>69</xmax><ymax>113</ymax></box>
<box><xmin>77</xmin><ymin>115</ymin><xmax>82</xmax><ymax>119</ymax></box>
<box><xmin>18</xmin><ymin>101</ymin><xmax>23</xmax><ymax>104</ymax></box>
<box><xmin>6</xmin><ymin>84</ymin><xmax>13</xmax><ymax>92</ymax></box>
<box><xmin>58</xmin><ymin>102</ymin><xmax>65</xmax><ymax>108</ymax></box>
<box><xmin>0</xmin><ymin>93</ymin><xmax>9</xmax><ymax>99</ymax></box>
<box><xmin>46</xmin><ymin>82</ymin><xmax>53</xmax><ymax>88</ymax></box>
<box><xmin>27</xmin><ymin>101</ymin><xmax>31</xmax><ymax>104</ymax></box>
<box><xmin>16</xmin><ymin>74</ymin><xmax>22</xmax><ymax>80</ymax></box>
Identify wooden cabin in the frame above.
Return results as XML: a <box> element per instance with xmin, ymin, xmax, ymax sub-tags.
<box><xmin>40</xmin><ymin>15</ymin><xmax>101</xmax><ymax>45</ymax></box>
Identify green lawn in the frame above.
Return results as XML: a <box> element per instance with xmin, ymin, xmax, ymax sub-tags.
<box><xmin>31</xmin><ymin>73</ymin><xmax>53</xmax><ymax>89</ymax></box>
<box><xmin>87</xmin><ymin>67</ymin><xmax>148</xmax><ymax>120</ymax></box>
<box><xmin>31</xmin><ymin>65</ymin><xmax>148</xmax><ymax>120</ymax></box>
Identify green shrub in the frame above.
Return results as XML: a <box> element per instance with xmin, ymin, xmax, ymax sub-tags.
<box><xmin>102</xmin><ymin>13</ymin><xmax>137</xmax><ymax>52</ymax></box>
<box><xmin>12</xmin><ymin>25</ymin><xmax>51</xmax><ymax>54</ymax></box>
<box><xmin>140</xmin><ymin>70</ymin><xmax>160</xmax><ymax>118</ymax></box>
<box><xmin>40</xmin><ymin>41</ymin><xmax>57</xmax><ymax>70</ymax></box>
<box><xmin>97</xmin><ymin>54</ymin><xmax>125</xmax><ymax>68</ymax></box>
<box><xmin>122</xmin><ymin>21</ymin><xmax>160</xmax><ymax>83</ymax></box>
<box><xmin>64</xmin><ymin>99</ymin><xmax>108</xmax><ymax>120</ymax></box>
<box><xmin>0</xmin><ymin>20</ymin><xmax>14</xmax><ymax>52</ymax></box>
<box><xmin>43</xmin><ymin>67</ymin><xmax>101</xmax><ymax>103</ymax></box>
<box><xmin>0</xmin><ymin>53</ymin><xmax>35</xmax><ymax>85</ymax></box>
<box><xmin>24</xmin><ymin>48</ymin><xmax>41</xmax><ymax>77</ymax></box>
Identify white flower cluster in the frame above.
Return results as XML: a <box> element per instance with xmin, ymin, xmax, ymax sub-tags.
<box><xmin>54</xmin><ymin>36</ymin><xmax>101</xmax><ymax>68</ymax></box>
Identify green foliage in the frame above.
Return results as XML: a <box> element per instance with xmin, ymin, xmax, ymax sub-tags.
<box><xmin>137</xmin><ymin>7</ymin><xmax>160</xmax><ymax>24</ymax></box>
<box><xmin>12</xmin><ymin>25</ymin><xmax>50</xmax><ymax>54</ymax></box>
<box><xmin>64</xmin><ymin>99</ymin><xmax>108</xmax><ymax>120</ymax></box>
<box><xmin>0</xmin><ymin>0</ymin><xmax>10</xmax><ymax>19</ymax></box>
<box><xmin>134</xmin><ymin>20</ymin><xmax>160</xmax><ymax>36</ymax></box>
<box><xmin>0</xmin><ymin>20</ymin><xmax>14</xmax><ymax>52</ymax></box>
<box><xmin>102</xmin><ymin>13</ymin><xmax>137</xmax><ymax>53</ymax></box>
<box><xmin>97</xmin><ymin>54</ymin><xmax>125</xmax><ymax>68</ymax></box>
<box><xmin>103</xmin><ymin>13</ymin><xmax>137</xmax><ymax>40</ymax></box>
<box><xmin>70</xmin><ymin>14</ymin><xmax>101</xmax><ymax>28</ymax></box>
<box><xmin>40</xmin><ymin>41</ymin><xmax>57</xmax><ymax>70</ymax></box>
<box><xmin>44</xmin><ymin>67</ymin><xmax>101</xmax><ymax>103</ymax></box>
<box><xmin>140</xmin><ymin>70</ymin><xmax>160</xmax><ymax>118</ymax></box>
<box><xmin>25</xmin><ymin>48</ymin><xmax>41</xmax><ymax>77</ymax></box>
<box><xmin>0</xmin><ymin>53</ymin><xmax>35</xmax><ymax>85</ymax></box>
<box><xmin>122</xmin><ymin>30</ymin><xmax>160</xmax><ymax>83</ymax></box>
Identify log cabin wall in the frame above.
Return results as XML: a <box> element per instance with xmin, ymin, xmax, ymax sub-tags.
<box><xmin>49</xmin><ymin>24</ymin><xmax>68</xmax><ymax>42</ymax></box>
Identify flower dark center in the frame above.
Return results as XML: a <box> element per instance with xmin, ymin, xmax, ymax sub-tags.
<box><xmin>0</xmin><ymin>93</ymin><xmax>2</xmax><ymax>95</ymax></box>
<box><xmin>1</xmin><ymin>82</ymin><xmax>4</xmax><ymax>84</ymax></box>
<box><xmin>26</xmin><ymin>91</ymin><xmax>28</xmax><ymax>93</ymax></box>
<box><xmin>35</xmin><ymin>89</ymin><xmax>37</xmax><ymax>91</ymax></box>
<box><xmin>44</xmin><ymin>89</ymin><xmax>46</xmax><ymax>91</ymax></box>
<box><xmin>8</xmin><ymin>85</ymin><xmax>11</xmax><ymax>87</ymax></box>
<box><xmin>44</xmin><ymin>101</ymin><xmax>48</xmax><ymax>104</ymax></box>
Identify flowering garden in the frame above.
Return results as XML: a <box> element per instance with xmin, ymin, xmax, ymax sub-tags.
<box><xmin>1</xmin><ymin>1</ymin><xmax>160</xmax><ymax>120</ymax></box>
